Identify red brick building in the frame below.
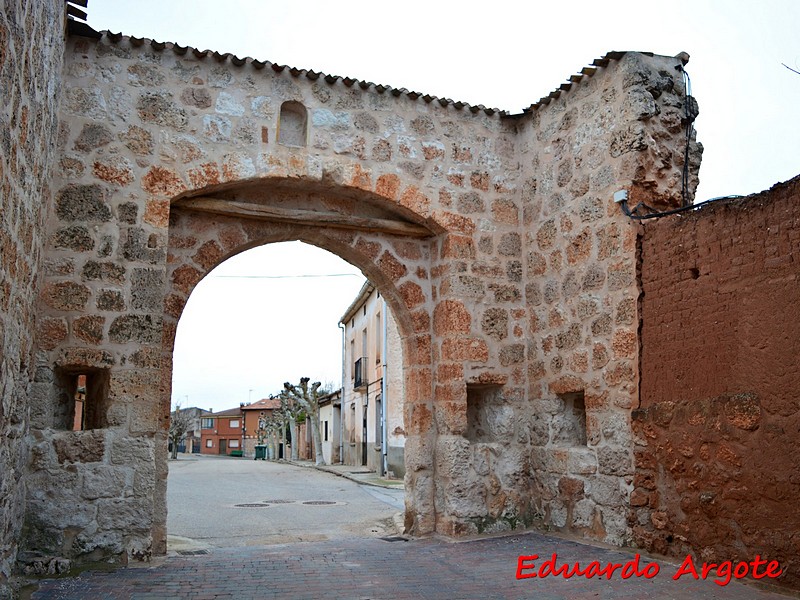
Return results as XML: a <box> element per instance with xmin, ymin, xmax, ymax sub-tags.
<box><xmin>200</xmin><ymin>407</ymin><xmax>244</xmax><ymax>455</ymax></box>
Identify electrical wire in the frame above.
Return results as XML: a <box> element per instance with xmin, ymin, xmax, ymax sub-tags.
<box><xmin>211</xmin><ymin>273</ymin><xmax>363</xmax><ymax>279</ymax></box>
<box><xmin>619</xmin><ymin>194</ymin><xmax>743</xmax><ymax>221</ymax></box>
<box><xmin>617</xmin><ymin>64</ymin><xmax>724</xmax><ymax>221</ymax></box>
<box><xmin>681</xmin><ymin>67</ymin><xmax>693</xmax><ymax>207</ymax></box>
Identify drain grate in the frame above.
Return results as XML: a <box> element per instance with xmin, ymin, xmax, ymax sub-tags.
<box><xmin>379</xmin><ymin>536</ymin><xmax>408</xmax><ymax>542</ymax></box>
<box><xmin>234</xmin><ymin>503</ymin><xmax>271</xmax><ymax>508</ymax></box>
<box><xmin>302</xmin><ymin>500</ymin><xmax>337</xmax><ymax>505</ymax></box>
<box><xmin>176</xmin><ymin>549</ymin><xmax>210</xmax><ymax>555</ymax></box>
<box><xmin>263</xmin><ymin>499</ymin><xmax>294</xmax><ymax>504</ymax></box>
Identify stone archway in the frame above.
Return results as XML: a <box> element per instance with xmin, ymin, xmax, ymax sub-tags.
<box><xmin>155</xmin><ymin>176</ymin><xmax>441</xmax><ymax>551</ymax></box>
<box><xmin>23</xmin><ymin>26</ymin><xmax>699</xmax><ymax>568</ymax></box>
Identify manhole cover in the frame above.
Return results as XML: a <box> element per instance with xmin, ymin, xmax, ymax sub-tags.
<box><xmin>302</xmin><ymin>500</ymin><xmax>337</xmax><ymax>505</ymax></box>
<box><xmin>176</xmin><ymin>549</ymin><xmax>210</xmax><ymax>555</ymax></box>
<box><xmin>263</xmin><ymin>499</ymin><xmax>294</xmax><ymax>504</ymax></box>
<box><xmin>234</xmin><ymin>503</ymin><xmax>271</xmax><ymax>508</ymax></box>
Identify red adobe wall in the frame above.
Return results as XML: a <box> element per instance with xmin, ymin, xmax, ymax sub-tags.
<box><xmin>633</xmin><ymin>175</ymin><xmax>800</xmax><ymax>589</ymax></box>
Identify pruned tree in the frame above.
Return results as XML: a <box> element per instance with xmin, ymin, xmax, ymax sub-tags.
<box><xmin>277</xmin><ymin>392</ymin><xmax>305</xmax><ymax>461</ymax></box>
<box><xmin>259</xmin><ymin>412</ymin><xmax>283</xmax><ymax>460</ymax></box>
<box><xmin>280</xmin><ymin>377</ymin><xmax>325</xmax><ymax>465</ymax></box>
<box><xmin>169</xmin><ymin>406</ymin><xmax>194</xmax><ymax>460</ymax></box>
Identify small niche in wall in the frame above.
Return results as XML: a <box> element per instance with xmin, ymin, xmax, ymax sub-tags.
<box><xmin>552</xmin><ymin>391</ymin><xmax>587</xmax><ymax>446</ymax></box>
<box><xmin>466</xmin><ymin>384</ymin><xmax>507</xmax><ymax>443</ymax></box>
<box><xmin>277</xmin><ymin>101</ymin><xmax>307</xmax><ymax>147</ymax></box>
<box><xmin>54</xmin><ymin>367</ymin><xmax>111</xmax><ymax>431</ymax></box>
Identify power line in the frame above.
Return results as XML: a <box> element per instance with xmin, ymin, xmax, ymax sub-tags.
<box><xmin>211</xmin><ymin>273</ymin><xmax>363</xmax><ymax>279</ymax></box>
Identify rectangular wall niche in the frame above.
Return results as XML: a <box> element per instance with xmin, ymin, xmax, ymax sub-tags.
<box><xmin>466</xmin><ymin>384</ymin><xmax>507</xmax><ymax>443</ymax></box>
<box><xmin>552</xmin><ymin>391</ymin><xmax>587</xmax><ymax>446</ymax></box>
<box><xmin>54</xmin><ymin>367</ymin><xmax>111</xmax><ymax>431</ymax></box>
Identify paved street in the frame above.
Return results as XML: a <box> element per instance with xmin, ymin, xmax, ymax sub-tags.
<box><xmin>26</xmin><ymin>458</ymin><xmax>793</xmax><ymax>599</ymax></box>
<box><xmin>166</xmin><ymin>455</ymin><xmax>403</xmax><ymax>549</ymax></box>
<box><xmin>29</xmin><ymin>531</ymin><xmax>791</xmax><ymax>599</ymax></box>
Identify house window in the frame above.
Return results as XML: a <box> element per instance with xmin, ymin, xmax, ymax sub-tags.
<box><xmin>350</xmin><ymin>339</ymin><xmax>355</xmax><ymax>380</ymax></box>
<box><xmin>201</xmin><ymin>418</ymin><xmax>214</xmax><ymax>429</ymax></box>
<box><xmin>206</xmin><ymin>439</ymin><xmax>213</xmax><ymax>448</ymax></box>
<box><xmin>324</xmin><ymin>420</ymin><xmax>329</xmax><ymax>442</ymax></box>
<box><xmin>229</xmin><ymin>439</ymin><xmax>240</xmax><ymax>448</ymax></box>
<box><xmin>230</xmin><ymin>419</ymin><xmax>240</xmax><ymax>428</ymax></box>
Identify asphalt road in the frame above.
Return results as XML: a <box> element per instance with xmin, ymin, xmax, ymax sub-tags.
<box><xmin>166</xmin><ymin>455</ymin><xmax>404</xmax><ymax>550</ymax></box>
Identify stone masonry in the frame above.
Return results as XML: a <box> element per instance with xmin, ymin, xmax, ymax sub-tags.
<box><xmin>0</xmin><ymin>1</ymin><xmax>66</xmax><ymax>596</ymax></box>
<box><xmin>0</xmin><ymin>3</ymin><xmax>719</xmax><ymax>596</ymax></box>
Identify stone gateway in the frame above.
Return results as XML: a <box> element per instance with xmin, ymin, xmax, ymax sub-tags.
<box><xmin>4</xmin><ymin>1</ymin><xmax>799</xmax><ymax>596</ymax></box>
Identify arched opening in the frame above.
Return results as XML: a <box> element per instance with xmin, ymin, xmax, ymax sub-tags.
<box><xmin>277</xmin><ymin>101</ymin><xmax>308</xmax><ymax>147</ymax></box>
<box><xmin>163</xmin><ymin>236</ymin><xmax>417</xmax><ymax>550</ymax></box>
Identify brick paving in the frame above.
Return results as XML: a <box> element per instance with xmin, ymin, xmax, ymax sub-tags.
<box><xmin>28</xmin><ymin>531</ymin><xmax>791</xmax><ymax>600</ymax></box>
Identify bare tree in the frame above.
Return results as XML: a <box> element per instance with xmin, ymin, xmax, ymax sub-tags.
<box><xmin>257</xmin><ymin>411</ymin><xmax>283</xmax><ymax>460</ymax></box>
<box><xmin>280</xmin><ymin>377</ymin><xmax>325</xmax><ymax>465</ymax></box>
<box><xmin>169</xmin><ymin>406</ymin><xmax>194</xmax><ymax>460</ymax></box>
<box><xmin>276</xmin><ymin>393</ymin><xmax>305</xmax><ymax>461</ymax></box>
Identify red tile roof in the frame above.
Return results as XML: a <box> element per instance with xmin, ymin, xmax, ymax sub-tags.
<box><xmin>68</xmin><ymin>22</ymin><xmax>645</xmax><ymax>118</ymax></box>
<box><xmin>241</xmin><ymin>397</ymin><xmax>281</xmax><ymax>411</ymax></box>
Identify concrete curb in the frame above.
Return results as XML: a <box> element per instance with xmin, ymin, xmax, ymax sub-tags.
<box><xmin>287</xmin><ymin>460</ymin><xmax>405</xmax><ymax>491</ymax></box>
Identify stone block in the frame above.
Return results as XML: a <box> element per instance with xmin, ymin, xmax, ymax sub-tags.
<box><xmin>82</xmin><ymin>466</ymin><xmax>129</xmax><ymax>500</ymax></box>
<box><xmin>108</xmin><ymin>314</ymin><xmax>162</xmax><ymax>344</ymax></box>
<box><xmin>111</xmin><ymin>436</ymin><xmax>155</xmax><ymax>465</ymax></box>
<box><xmin>55</xmin><ymin>184</ymin><xmax>111</xmax><ymax>222</ymax></box>
<box><xmin>41</xmin><ymin>281</ymin><xmax>90</xmax><ymax>311</ymax></box>
<box><xmin>53</xmin><ymin>431</ymin><xmax>106</xmax><ymax>464</ymax></box>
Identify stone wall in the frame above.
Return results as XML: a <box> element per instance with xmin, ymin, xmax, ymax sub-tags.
<box><xmin>23</xmin><ymin>23</ymin><xmax>697</xmax><ymax>569</ymax></box>
<box><xmin>429</xmin><ymin>52</ymin><xmax>700</xmax><ymax>541</ymax></box>
<box><xmin>634</xmin><ymin>175</ymin><xmax>800</xmax><ymax>590</ymax></box>
<box><xmin>0</xmin><ymin>1</ymin><xmax>65</xmax><ymax>595</ymax></box>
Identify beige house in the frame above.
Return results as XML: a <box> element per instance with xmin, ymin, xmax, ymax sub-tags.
<box><xmin>318</xmin><ymin>390</ymin><xmax>342</xmax><ymax>465</ymax></box>
<box><xmin>339</xmin><ymin>282</ymin><xmax>405</xmax><ymax>477</ymax></box>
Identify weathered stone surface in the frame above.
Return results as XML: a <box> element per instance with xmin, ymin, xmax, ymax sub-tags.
<box><xmin>108</xmin><ymin>315</ymin><xmax>162</xmax><ymax>344</ymax></box>
<box><xmin>54</xmin><ymin>431</ymin><xmax>106</xmax><ymax>464</ymax></box>
<box><xmin>41</xmin><ymin>281</ymin><xmax>90</xmax><ymax>311</ymax></box>
<box><xmin>74</xmin><ymin>123</ymin><xmax>113</xmax><ymax>152</ymax></box>
<box><xmin>16</xmin><ymin>36</ymin><xmax>712</xmax><ymax>581</ymax></box>
<box><xmin>73</xmin><ymin>315</ymin><xmax>105</xmax><ymax>344</ymax></box>
<box><xmin>55</xmin><ymin>184</ymin><xmax>112</xmax><ymax>222</ymax></box>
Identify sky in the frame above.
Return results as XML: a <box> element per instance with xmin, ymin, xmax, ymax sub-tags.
<box><xmin>85</xmin><ymin>1</ymin><xmax>800</xmax><ymax>412</ymax></box>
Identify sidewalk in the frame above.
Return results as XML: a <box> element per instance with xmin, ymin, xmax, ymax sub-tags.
<box><xmin>288</xmin><ymin>459</ymin><xmax>405</xmax><ymax>490</ymax></box>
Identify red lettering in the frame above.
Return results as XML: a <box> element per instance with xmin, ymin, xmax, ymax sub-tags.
<box><xmin>750</xmin><ymin>555</ymin><xmax>769</xmax><ymax>579</ymax></box>
<box><xmin>596</xmin><ymin>562</ymin><xmax>624</xmax><ymax>580</ymax></box>
<box><xmin>733</xmin><ymin>562</ymin><xmax>749</xmax><ymax>578</ymax></box>
<box><xmin>565</xmin><ymin>562</ymin><xmax>586</xmax><ymax>578</ymax></box>
<box><xmin>672</xmin><ymin>555</ymin><xmax>700</xmax><ymax>581</ymax></box>
<box><xmin>643</xmin><ymin>563</ymin><xmax>660</xmax><ymax>579</ymax></box>
<box><xmin>516</xmin><ymin>555</ymin><xmax>539</xmax><ymax>579</ymax></box>
<box><xmin>539</xmin><ymin>553</ymin><xmax>569</xmax><ymax>578</ymax></box>
<box><xmin>714</xmin><ymin>562</ymin><xmax>732</xmax><ymax>586</ymax></box>
<box><xmin>620</xmin><ymin>554</ymin><xmax>645</xmax><ymax>579</ymax></box>
<box><xmin>700</xmin><ymin>562</ymin><xmax>718</xmax><ymax>578</ymax></box>
<box><xmin>766</xmin><ymin>561</ymin><xmax>783</xmax><ymax>578</ymax></box>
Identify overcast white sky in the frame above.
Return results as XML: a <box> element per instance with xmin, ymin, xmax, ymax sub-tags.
<box><xmin>86</xmin><ymin>1</ymin><xmax>800</xmax><ymax>412</ymax></box>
